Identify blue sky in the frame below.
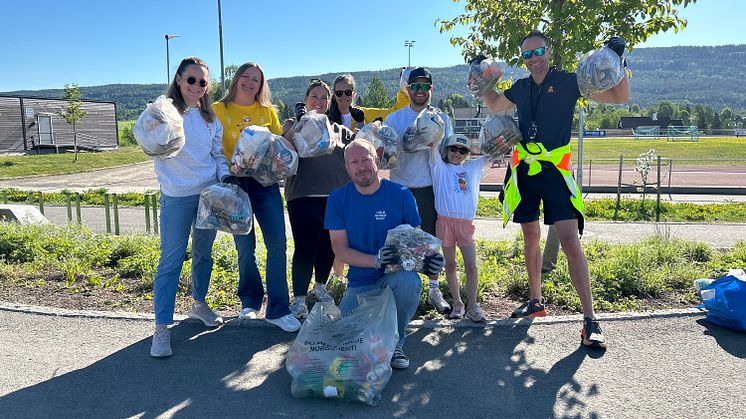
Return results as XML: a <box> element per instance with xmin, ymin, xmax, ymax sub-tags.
<box><xmin>2</xmin><ymin>0</ymin><xmax>742</xmax><ymax>91</ymax></box>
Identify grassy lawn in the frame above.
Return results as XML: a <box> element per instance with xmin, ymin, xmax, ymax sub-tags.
<box><xmin>570</xmin><ymin>136</ymin><xmax>746</xmax><ymax>164</ymax></box>
<box><xmin>117</xmin><ymin>120</ymin><xmax>135</xmax><ymax>139</ymax></box>
<box><xmin>0</xmin><ymin>147</ymin><xmax>149</xmax><ymax>178</ymax></box>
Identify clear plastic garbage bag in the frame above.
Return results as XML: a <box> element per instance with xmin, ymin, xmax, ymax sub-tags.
<box><xmin>576</xmin><ymin>46</ymin><xmax>624</xmax><ymax>98</ymax></box>
<box><xmin>383</xmin><ymin>224</ymin><xmax>442</xmax><ymax>273</ymax></box>
<box><xmin>402</xmin><ymin>108</ymin><xmax>445</xmax><ymax>153</ymax></box>
<box><xmin>286</xmin><ymin>287</ymin><xmax>398</xmax><ymax>406</ymax></box>
<box><xmin>355</xmin><ymin>121</ymin><xmax>402</xmax><ymax>170</ymax></box>
<box><xmin>290</xmin><ymin>111</ymin><xmax>341</xmax><ymax>158</ymax></box>
<box><xmin>478</xmin><ymin>115</ymin><xmax>523</xmax><ymax>160</ymax></box>
<box><xmin>231</xmin><ymin>126</ymin><xmax>273</xmax><ymax>176</ymax></box>
<box><xmin>467</xmin><ymin>58</ymin><xmax>502</xmax><ymax>98</ymax></box>
<box><xmin>133</xmin><ymin>95</ymin><xmax>185</xmax><ymax>159</ymax></box>
<box><xmin>253</xmin><ymin>135</ymin><xmax>299</xmax><ymax>187</ymax></box>
<box><xmin>195</xmin><ymin>183</ymin><xmax>252</xmax><ymax>235</ymax></box>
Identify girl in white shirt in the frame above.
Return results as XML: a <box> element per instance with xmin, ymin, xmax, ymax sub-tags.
<box><xmin>429</xmin><ymin>134</ymin><xmax>491</xmax><ymax>322</ymax></box>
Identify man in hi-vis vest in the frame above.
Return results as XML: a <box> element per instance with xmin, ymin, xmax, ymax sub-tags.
<box><xmin>479</xmin><ymin>30</ymin><xmax>629</xmax><ymax>349</ymax></box>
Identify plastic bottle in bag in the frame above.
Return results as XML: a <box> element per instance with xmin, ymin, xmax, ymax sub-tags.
<box><xmin>402</xmin><ymin>108</ymin><xmax>445</xmax><ymax>153</ymax></box>
<box><xmin>479</xmin><ymin>114</ymin><xmax>522</xmax><ymax>160</ymax></box>
<box><xmin>253</xmin><ymin>135</ymin><xmax>299</xmax><ymax>186</ymax></box>
<box><xmin>467</xmin><ymin>58</ymin><xmax>503</xmax><ymax>98</ymax></box>
<box><xmin>355</xmin><ymin>121</ymin><xmax>402</xmax><ymax>170</ymax></box>
<box><xmin>132</xmin><ymin>95</ymin><xmax>185</xmax><ymax>159</ymax></box>
<box><xmin>195</xmin><ymin>183</ymin><xmax>253</xmax><ymax>235</ymax></box>
<box><xmin>383</xmin><ymin>224</ymin><xmax>442</xmax><ymax>273</ymax></box>
<box><xmin>291</xmin><ymin>111</ymin><xmax>340</xmax><ymax>158</ymax></box>
<box><xmin>231</xmin><ymin>126</ymin><xmax>273</xmax><ymax>176</ymax></box>
<box><xmin>576</xmin><ymin>46</ymin><xmax>624</xmax><ymax>98</ymax></box>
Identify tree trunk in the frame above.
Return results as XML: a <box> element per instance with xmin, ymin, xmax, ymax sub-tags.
<box><xmin>73</xmin><ymin>122</ymin><xmax>78</xmax><ymax>162</ymax></box>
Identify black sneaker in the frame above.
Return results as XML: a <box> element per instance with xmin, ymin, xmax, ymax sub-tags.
<box><xmin>391</xmin><ymin>345</ymin><xmax>410</xmax><ymax>369</ymax></box>
<box><xmin>581</xmin><ymin>317</ymin><xmax>607</xmax><ymax>349</ymax></box>
<box><xmin>510</xmin><ymin>298</ymin><xmax>547</xmax><ymax>318</ymax></box>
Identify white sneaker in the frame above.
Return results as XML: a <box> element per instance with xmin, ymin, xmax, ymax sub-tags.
<box><xmin>428</xmin><ymin>288</ymin><xmax>451</xmax><ymax>313</ymax></box>
<box><xmin>187</xmin><ymin>302</ymin><xmax>224</xmax><ymax>327</ymax></box>
<box><xmin>290</xmin><ymin>299</ymin><xmax>308</xmax><ymax>319</ymax></box>
<box><xmin>150</xmin><ymin>326</ymin><xmax>172</xmax><ymax>358</ymax></box>
<box><xmin>266</xmin><ymin>314</ymin><xmax>301</xmax><ymax>332</ymax></box>
<box><xmin>238</xmin><ymin>307</ymin><xmax>259</xmax><ymax>320</ymax></box>
<box><xmin>310</xmin><ymin>283</ymin><xmax>334</xmax><ymax>302</ymax></box>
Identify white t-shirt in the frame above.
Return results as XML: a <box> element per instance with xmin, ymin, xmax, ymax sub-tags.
<box><xmin>384</xmin><ymin>106</ymin><xmax>452</xmax><ymax>189</ymax></box>
<box><xmin>341</xmin><ymin>113</ymin><xmax>353</xmax><ymax>129</ymax></box>
<box><xmin>431</xmin><ymin>155</ymin><xmax>489</xmax><ymax>220</ymax></box>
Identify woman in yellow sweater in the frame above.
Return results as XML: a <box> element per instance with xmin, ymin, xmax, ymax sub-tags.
<box><xmin>212</xmin><ymin>62</ymin><xmax>300</xmax><ymax>332</ymax></box>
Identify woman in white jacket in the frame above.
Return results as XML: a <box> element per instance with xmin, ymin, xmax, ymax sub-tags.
<box><xmin>149</xmin><ymin>56</ymin><xmax>232</xmax><ymax>358</ymax></box>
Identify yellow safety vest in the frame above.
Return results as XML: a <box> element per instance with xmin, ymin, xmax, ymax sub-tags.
<box><xmin>502</xmin><ymin>142</ymin><xmax>585</xmax><ymax>232</ymax></box>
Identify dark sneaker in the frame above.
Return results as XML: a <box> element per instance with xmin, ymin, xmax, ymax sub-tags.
<box><xmin>391</xmin><ymin>345</ymin><xmax>410</xmax><ymax>369</ymax></box>
<box><xmin>510</xmin><ymin>298</ymin><xmax>547</xmax><ymax>318</ymax></box>
<box><xmin>581</xmin><ymin>317</ymin><xmax>607</xmax><ymax>349</ymax></box>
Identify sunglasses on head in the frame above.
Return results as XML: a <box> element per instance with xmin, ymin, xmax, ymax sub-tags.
<box><xmin>186</xmin><ymin>76</ymin><xmax>208</xmax><ymax>88</ymax></box>
<box><xmin>447</xmin><ymin>145</ymin><xmax>468</xmax><ymax>155</ymax></box>
<box><xmin>334</xmin><ymin>89</ymin><xmax>353</xmax><ymax>97</ymax></box>
<box><xmin>520</xmin><ymin>47</ymin><xmax>547</xmax><ymax>60</ymax></box>
<box><xmin>409</xmin><ymin>82</ymin><xmax>432</xmax><ymax>92</ymax></box>
<box><xmin>308</xmin><ymin>78</ymin><xmax>329</xmax><ymax>86</ymax></box>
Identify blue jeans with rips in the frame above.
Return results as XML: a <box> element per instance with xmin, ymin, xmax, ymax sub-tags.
<box><xmin>339</xmin><ymin>271</ymin><xmax>422</xmax><ymax>347</ymax></box>
<box><xmin>152</xmin><ymin>193</ymin><xmax>217</xmax><ymax>324</ymax></box>
<box><xmin>234</xmin><ymin>177</ymin><xmax>291</xmax><ymax>320</ymax></box>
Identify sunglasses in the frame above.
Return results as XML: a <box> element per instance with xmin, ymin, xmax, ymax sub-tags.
<box><xmin>308</xmin><ymin>78</ymin><xmax>329</xmax><ymax>86</ymax></box>
<box><xmin>186</xmin><ymin>76</ymin><xmax>208</xmax><ymax>88</ymax></box>
<box><xmin>520</xmin><ymin>47</ymin><xmax>547</xmax><ymax>60</ymax></box>
<box><xmin>409</xmin><ymin>82</ymin><xmax>432</xmax><ymax>92</ymax></box>
<box><xmin>334</xmin><ymin>89</ymin><xmax>353</xmax><ymax>97</ymax></box>
<box><xmin>447</xmin><ymin>145</ymin><xmax>468</xmax><ymax>155</ymax></box>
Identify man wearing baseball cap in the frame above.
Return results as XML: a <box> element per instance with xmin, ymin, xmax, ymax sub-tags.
<box><xmin>384</xmin><ymin>67</ymin><xmax>454</xmax><ymax>315</ymax></box>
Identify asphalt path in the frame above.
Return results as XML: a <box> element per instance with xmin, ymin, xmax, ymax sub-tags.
<box><xmin>0</xmin><ymin>307</ymin><xmax>744</xmax><ymax>418</ymax></box>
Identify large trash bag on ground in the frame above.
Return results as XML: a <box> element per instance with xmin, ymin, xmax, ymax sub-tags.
<box><xmin>700</xmin><ymin>269</ymin><xmax>746</xmax><ymax>332</ymax></box>
<box><xmin>195</xmin><ymin>183</ymin><xmax>252</xmax><ymax>235</ymax></box>
<box><xmin>253</xmin><ymin>135</ymin><xmax>299</xmax><ymax>187</ymax></box>
<box><xmin>478</xmin><ymin>114</ymin><xmax>522</xmax><ymax>160</ymax></box>
<box><xmin>286</xmin><ymin>287</ymin><xmax>399</xmax><ymax>406</ymax></box>
<box><xmin>290</xmin><ymin>111</ymin><xmax>341</xmax><ymax>158</ymax></box>
<box><xmin>402</xmin><ymin>108</ymin><xmax>445</xmax><ymax>152</ymax></box>
<box><xmin>355</xmin><ymin>121</ymin><xmax>402</xmax><ymax>170</ymax></box>
<box><xmin>467</xmin><ymin>58</ymin><xmax>503</xmax><ymax>98</ymax></box>
<box><xmin>383</xmin><ymin>224</ymin><xmax>442</xmax><ymax>273</ymax></box>
<box><xmin>576</xmin><ymin>46</ymin><xmax>624</xmax><ymax>98</ymax></box>
<box><xmin>133</xmin><ymin>95</ymin><xmax>185</xmax><ymax>159</ymax></box>
<box><xmin>230</xmin><ymin>126</ymin><xmax>273</xmax><ymax>176</ymax></box>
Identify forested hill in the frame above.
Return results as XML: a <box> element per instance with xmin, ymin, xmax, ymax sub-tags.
<box><xmin>4</xmin><ymin>44</ymin><xmax>745</xmax><ymax>120</ymax></box>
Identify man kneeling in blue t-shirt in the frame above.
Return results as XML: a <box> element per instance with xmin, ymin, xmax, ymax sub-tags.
<box><xmin>324</xmin><ymin>139</ymin><xmax>445</xmax><ymax>370</ymax></box>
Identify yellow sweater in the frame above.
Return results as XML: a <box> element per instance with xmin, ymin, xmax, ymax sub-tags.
<box><xmin>212</xmin><ymin>101</ymin><xmax>282</xmax><ymax>160</ymax></box>
<box><xmin>357</xmin><ymin>89</ymin><xmax>410</xmax><ymax>128</ymax></box>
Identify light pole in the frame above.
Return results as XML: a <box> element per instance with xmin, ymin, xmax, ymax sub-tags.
<box><xmin>217</xmin><ymin>0</ymin><xmax>226</xmax><ymax>97</ymax></box>
<box><xmin>165</xmin><ymin>34</ymin><xmax>179</xmax><ymax>85</ymax></box>
<box><xmin>404</xmin><ymin>40</ymin><xmax>415</xmax><ymax>67</ymax></box>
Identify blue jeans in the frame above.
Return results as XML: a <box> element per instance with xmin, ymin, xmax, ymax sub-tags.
<box><xmin>234</xmin><ymin>177</ymin><xmax>290</xmax><ymax>319</ymax></box>
<box><xmin>339</xmin><ymin>271</ymin><xmax>422</xmax><ymax>346</ymax></box>
<box><xmin>153</xmin><ymin>193</ymin><xmax>217</xmax><ymax>324</ymax></box>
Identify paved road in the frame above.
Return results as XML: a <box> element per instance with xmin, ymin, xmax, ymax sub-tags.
<box><xmin>0</xmin><ymin>307</ymin><xmax>743</xmax><ymax>418</ymax></box>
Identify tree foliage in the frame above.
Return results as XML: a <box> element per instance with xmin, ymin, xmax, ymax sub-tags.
<box><xmin>438</xmin><ymin>0</ymin><xmax>697</xmax><ymax>70</ymax></box>
<box><xmin>59</xmin><ymin>83</ymin><xmax>87</xmax><ymax>162</ymax></box>
<box><xmin>360</xmin><ymin>76</ymin><xmax>394</xmax><ymax>108</ymax></box>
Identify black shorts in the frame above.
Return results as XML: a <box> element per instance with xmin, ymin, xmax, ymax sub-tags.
<box><xmin>512</xmin><ymin>161</ymin><xmax>578</xmax><ymax>225</ymax></box>
<box><xmin>409</xmin><ymin>186</ymin><xmax>437</xmax><ymax>235</ymax></box>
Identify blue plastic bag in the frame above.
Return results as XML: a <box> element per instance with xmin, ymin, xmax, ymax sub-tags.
<box><xmin>702</xmin><ymin>275</ymin><xmax>746</xmax><ymax>332</ymax></box>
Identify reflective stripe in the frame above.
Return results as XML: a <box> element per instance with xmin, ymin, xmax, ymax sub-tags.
<box><xmin>502</xmin><ymin>142</ymin><xmax>584</xmax><ymax>227</ymax></box>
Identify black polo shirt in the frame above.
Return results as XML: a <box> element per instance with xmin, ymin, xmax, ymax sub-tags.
<box><xmin>504</xmin><ymin>68</ymin><xmax>581</xmax><ymax>151</ymax></box>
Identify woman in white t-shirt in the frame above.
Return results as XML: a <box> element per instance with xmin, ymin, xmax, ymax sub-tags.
<box><xmin>429</xmin><ymin>134</ymin><xmax>491</xmax><ymax>322</ymax></box>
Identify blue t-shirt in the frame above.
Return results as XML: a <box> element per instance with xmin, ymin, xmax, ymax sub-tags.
<box><xmin>504</xmin><ymin>68</ymin><xmax>581</xmax><ymax>151</ymax></box>
<box><xmin>324</xmin><ymin>179</ymin><xmax>422</xmax><ymax>287</ymax></box>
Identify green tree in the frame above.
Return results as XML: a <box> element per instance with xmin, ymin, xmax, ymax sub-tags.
<box><xmin>630</xmin><ymin>104</ymin><xmax>641</xmax><ymax>114</ymax></box>
<box><xmin>720</xmin><ymin>107</ymin><xmax>733</xmax><ymax>129</ymax></box>
<box><xmin>657</xmin><ymin>101</ymin><xmax>674</xmax><ymax>118</ymax></box>
<box><xmin>678</xmin><ymin>109</ymin><xmax>691</xmax><ymax>126</ymax></box>
<box><xmin>360</xmin><ymin>76</ymin><xmax>394</xmax><ymax>108</ymax></box>
<box><xmin>59</xmin><ymin>83</ymin><xmax>87</xmax><ymax>162</ymax></box>
<box><xmin>438</xmin><ymin>0</ymin><xmax>696</xmax><ymax>70</ymax></box>
<box><xmin>276</xmin><ymin>99</ymin><xmax>291</xmax><ymax>121</ymax></box>
<box><xmin>438</xmin><ymin>93</ymin><xmax>471</xmax><ymax>117</ymax></box>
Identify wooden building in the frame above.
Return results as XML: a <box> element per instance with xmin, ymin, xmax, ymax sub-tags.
<box><xmin>0</xmin><ymin>95</ymin><xmax>118</xmax><ymax>154</ymax></box>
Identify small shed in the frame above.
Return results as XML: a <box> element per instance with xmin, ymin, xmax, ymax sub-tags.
<box><xmin>0</xmin><ymin>94</ymin><xmax>118</xmax><ymax>154</ymax></box>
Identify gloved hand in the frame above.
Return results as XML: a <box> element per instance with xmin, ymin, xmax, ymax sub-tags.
<box><xmin>604</xmin><ymin>36</ymin><xmax>625</xmax><ymax>57</ymax></box>
<box><xmin>294</xmin><ymin>102</ymin><xmax>307</xmax><ymax>120</ymax></box>
<box><xmin>421</xmin><ymin>253</ymin><xmax>445</xmax><ymax>276</ymax></box>
<box><xmin>220</xmin><ymin>175</ymin><xmax>241</xmax><ymax>186</ymax></box>
<box><xmin>468</xmin><ymin>53</ymin><xmax>488</xmax><ymax>65</ymax></box>
<box><xmin>373</xmin><ymin>245</ymin><xmax>399</xmax><ymax>270</ymax></box>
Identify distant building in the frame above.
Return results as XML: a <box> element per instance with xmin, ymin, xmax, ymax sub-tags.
<box><xmin>0</xmin><ymin>94</ymin><xmax>118</xmax><ymax>154</ymax></box>
<box><xmin>618</xmin><ymin>116</ymin><xmax>683</xmax><ymax>130</ymax></box>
